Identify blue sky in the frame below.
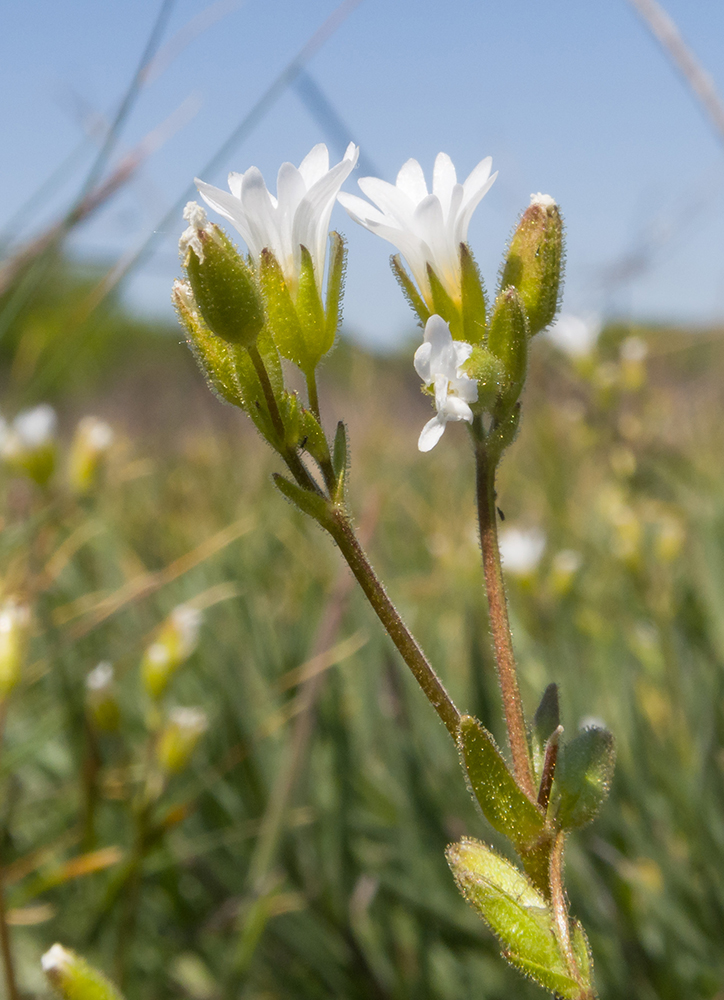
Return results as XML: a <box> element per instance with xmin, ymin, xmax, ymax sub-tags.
<box><xmin>2</xmin><ymin>0</ymin><xmax>724</xmax><ymax>347</ymax></box>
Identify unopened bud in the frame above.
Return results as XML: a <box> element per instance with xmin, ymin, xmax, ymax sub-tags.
<box><xmin>487</xmin><ymin>286</ymin><xmax>529</xmax><ymax>412</ymax></box>
<box><xmin>501</xmin><ymin>194</ymin><xmax>564</xmax><ymax>336</ymax></box>
<box><xmin>42</xmin><ymin>943</ymin><xmax>125</xmax><ymax>1000</ymax></box>
<box><xmin>156</xmin><ymin>707</ymin><xmax>208</xmax><ymax>774</ymax></box>
<box><xmin>1</xmin><ymin>404</ymin><xmax>57</xmax><ymax>486</ymax></box>
<box><xmin>0</xmin><ymin>599</ymin><xmax>31</xmax><ymax>699</ymax></box>
<box><xmin>141</xmin><ymin>605</ymin><xmax>202</xmax><ymax>700</ymax></box>
<box><xmin>85</xmin><ymin>662</ymin><xmax>120</xmax><ymax>732</ymax></box>
<box><xmin>69</xmin><ymin>417</ymin><xmax>114</xmax><ymax>495</ymax></box>
<box><xmin>181</xmin><ymin>202</ymin><xmax>264</xmax><ymax>348</ymax></box>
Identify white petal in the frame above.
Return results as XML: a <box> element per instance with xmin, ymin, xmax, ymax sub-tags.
<box><xmin>432</xmin><ymin>153</ymin><xmax>457</xmax><ymax>217</ymax></box>
<box><xmin>337</xmin><ymin>192</ymin><xmax>387</xmax><ymax>227</ymax></box>
<box><xmin>196</xmin><ymin>179</ymin><xmax>255</xmax><ymax>250</ymax></box>
<box><xmin>396</xmin><ymin>158</ymin><xmax>428</xmax><ymax>203</ymax></box>
<box><xmin>358</xmin><ymin>176</ymin><xmax>415</xmax><ymax>227</ymax></box>
<box><xmin>228</xmin><ymin>172</ymin><xmax>243</xmax><ymax>198</ymax></box>
<box><xmin>241</xmin><ymin>167</ymin><xmax>282</xmax><ymax>260</ymax></box>
<box><xmin>440</xmin><ymin>395</ymin><xmax>474</xmax><ymax>423</ymax></box>
<box><xmin>276</xmin><ymin>162</ymin><xmax>307</xmax><ymax>265</ymax></box>
<box><xmin>455</xmin><ymin>169</ymin><xmax>497</xmax><ymax>246</ymax></box>
<box><xmin>413</xmin><ymin>340</ymin><xmax>433</xmax><ymax>383</ymax></box>
<box><xmin>418</xmin><ymin>415</ymin><xmax>446</xmax><ymax>452</ymax></box>
<box><xmin>298</xmin><ymin>143</ymin><xmax>330</xmax><ymax>186</ymax></box>
<box><xmin>293</xmin><ymin>154</ymin><xmax>358</xmax><ymax>285</ymax></box>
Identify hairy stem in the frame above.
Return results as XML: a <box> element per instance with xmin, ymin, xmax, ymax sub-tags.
<box><xmin>327</xmin><ymin>509</ymin><xmax>460</xmax><ymax>738</ymax></box>
<box><xmin>475</xmin><ymin>440</ymin><xmax>536</xmax><ymax>800</ymax></box>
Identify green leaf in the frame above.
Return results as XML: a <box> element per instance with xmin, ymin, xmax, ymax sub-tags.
<box><xmin>272</xmin><ymin>474</ymin><xmax>329</xmax><ymax>524</ymax></box>
<box><xmin>459</xmin><ymin>243</ymin><xmax>487</xmax><ymax>344</ymax></box>
<box><xmin>427</xmin><ymin>264</ymin><xmax>462</xmax><ymax>339</ymax></box>
<box><xmin>458</xmin><ymin>715</ymin><xmax>544</xmax><ymax>851</ymax></box>
<box><xmin>332</xmin><ymin>420</ymin><xmax>348</xmax><ymax>501</ymax></box>
<box><xmin>259</xmin><ymin>249</ymin><xmax>308</xmax><ymax>371</ymax></box>
<box><xmin>555</xmin><ymin>727</ymin><xmax>616</xmax><ymax>830</ymax></box>
<box><xmin>390</xmin><ymin>254</ymin><xmax>429</xmax><ymax>326</ymax></box>
<box><xmin>324</xmin><ymin>232</ymin><xmax>347</xmax><ymax>351</ymax></box>
<box><xmin>505</xmin><ymin>952</ymin><xmax>586</xmax><ymax>999</ymax></box>
<box><xmin>295</xmin><ymin>245</ymin><xmax>326</xmax><ymax>372</ymax></box>
<box><xmin>532</xmin><ymin>683</ymin><xmax>560</xmax><ymax>778</ymax></box>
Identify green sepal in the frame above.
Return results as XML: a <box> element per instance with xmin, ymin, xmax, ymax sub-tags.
<box><xmin>42</xmin><ymin>946</ymin><xmax>126</xmax><ymax>1000</ymax></box>
<box><xmin>447</xmin><ymin>839</ymin><xmax>581</xmax><ymax>991</ymax></box>
<box><xmin>427</xmin><ymin>264</ymin><xmax>462</xmax><ymax>339</ymax></box>
<box><xmin>272</xmin><ymin>474</ymin><xmax>330</xmax><ymax>524</ymax></box>
<box><xmin>500</xmin><ymin>199</ymin><xmax>564</xmax><ymax>336</ymax></box>
<box><xmin>280</xmin><ymin>392</ymin><xmax>302</xmax><ymax>450</ymax></box>
<box><xmin>532</xmin><ymin>683</ymin><xmax>560</xmax><ymax>778</ymax></box>
<box><xmin>295</xmin><ymin>245</ymin><xmax>326</xmax><ymax>372</ymax></box>
<box><xmin>259</xmin><ymin>250</ymin><xmax>308</xmax><ymax>371</ymax></box>
<box><xmin>458</xmin><ymin>716</ymin><xmax>544</xmax><ymax>852</ymax></box>
<box><xmin>332</xmin><ymin>420</ymin><xmax>348</xmax><ymax>502</ymax></box>
<box><xmin>175</xmin><ymin>291</ymin><xmax>245</xmax><ymax>409</ymax></box>
<box><xmin>299</xmin><ymin>407</ymin><xmax>331</xmax><ymax>468</ymax></box>
<box><xmin>555</xmin><ymin>727</ymin><xmax>616</xmax><ymax>830</ymax></box>
<box><xmin>459</xmin><ymin>243</ymin><xmax>487</xmax><ymax>345</ymax></box>
<box><xmin>461</xmin><ymin>346</ymin><xmax>505</xmax><ymax>413</ymax></box>
<box><xmin>227</xmin><ymin>330</ymin><xmax>286</xmax><ymax>448</ymax></box>
<box><xmin>324</xmin><ymin>232</ymin><xmax>347</xmax><ymax>352</ymax></box>
<box><xmin>185</xmin><ymin>227</ymin><xmax>264</xmax><ymax>347</ymax></box>
<box><xmin>488</xmin><ymin>287</ymin><xmax>529</xmax><ymax>413</ymax></box>
<box><xmin>391</xmin><ymin>255</ymin><xmax>429</xmax><ymax>326</ymax></box>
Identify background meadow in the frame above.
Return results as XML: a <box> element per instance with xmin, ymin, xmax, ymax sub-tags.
<box><xmin>2</xmin><ymin>2</ymin><xmax>724</xmax><ymax>999</ymax></box>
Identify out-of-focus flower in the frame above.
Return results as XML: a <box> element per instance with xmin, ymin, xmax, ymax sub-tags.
<box><xmin>68</xmin><ymin>417</ymin><xmax>114</xmax><ymax>494</ymax></box>
<box><xmin>498</xmin><ymin>527</ymin><xmax>546</xmax><ymax>577</ymax></box>
<box><xmin>546</xmin><ymin>313</ymin><xmax>602</xmax><ymax>358</ymax></box>
<box><xmin>413</xmin><ymin>315</ymin><xmax>477</xmax><ymax>452</ymax></box>
<box><xmin>550</xmin><ymin>549</ymin><xmax>582</xmax><ymax>595</ymax></box>
<box><xmin>339</xmin><ymin>152</ymin><xmax>496</xmax><ymax>308</ymax></box>
<box><xmin>195</xmin><ymin>143</ymin><xmax>358</xmax><ymax>294</ymax></box>
<box><xmin>156</xmin><ymin>707</ymin><xmax>208</xmax><ymax>774</ymax></box>
<box><xmin>1</xmin><ymin>404</ymin><xmax>57</xmax><ymax>486</ymax></box>
<box><xmin>42</xmin><ymin>943</ymin><xmax>124</xmax><ymax>1000</ymax></box>
<box><xmin>141</xmin><ymin>605</ymin><xmax>203</xmax><ymax>700</ymax></box>
<box><xmin>85</xmin><ymin>662</ymin><xmax>119</xmax><ymax>732</ymax></box>
<box><xmin>0</xmin><ymin>599</ymin><xmax>31</xmax><ymax>699</ymax></box>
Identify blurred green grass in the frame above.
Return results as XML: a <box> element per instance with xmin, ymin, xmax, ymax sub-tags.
<box><xmin>1</xmin><ymin>262</ymin><xmax>724</xmax><ymax>1000</ymax></box>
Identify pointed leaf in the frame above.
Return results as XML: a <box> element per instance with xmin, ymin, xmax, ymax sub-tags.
<box><xmin>505</xmin><ymin>952</ymin><xmax>586</xmax><ymax>999</ymax></box>
<box><xmin>272</xmin><ymin>474</ymin><xmax>329</xmax><ymax>524</ymax></box>
<box><xmin>532</xmin><ymin>683</ymin><xmax>560</xmax><ymax>778</ymax></box>
<box><xmin>458</xmin><ymin>715</ymin><xmax>544</xmax><ymax>851</ymax></box>
<box><xmin>296</xmin><ymin>244</ymin><xmax>326</xmax><ymax>371</ymax></box>
<box><xmin>324</xmin><ymin>231</ymin><xmax>347</xmax><ymax>351</ymax></box>
<box><xmin>390</xmin><ymin>254</ymin><xmax>429</xmax><ymax>326</ymax></box>
<box><xmin>556</xmin><ymin>727</ymin><xmax>616</xmax><ymax>830</ymax></box>
<box><xmin>460</xmin><ymin>243</ymin><xmax>487</xmax><ymax>344</ymax></box>
<box><xmin>299</xmin><ymin>408</ymin><xmax>330</xmax><ymax>468</ymax></box>
<box><xmin>332</xmin><ymin>420</ymin><xmax>348</xmax><ymax>501</ymax></box>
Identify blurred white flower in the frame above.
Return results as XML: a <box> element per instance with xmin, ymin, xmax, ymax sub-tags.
<box><xmin>195</xmin><ymin>142</ymin><xmax>359</xmax><ymax>293</ymax></box>
<box><xmin>546</xmin><ymin>313</ymin><xmax>602</xmax><ymax>358</ymax></box>
<box><xmin>1</xmin><ymin>404</ymin><xmax>57</xmax><ymax>458</ymax></box>
<box><xmin>170</xmin><ymin>604</ymin><xmax>202</xmax><ymax>658</ymax></box>
<box><xmin>413</xmin><ymin>315</ymin><xmax>477</xmax><ymax>452</ymax></box>
<box><xmin>620</xmin><ymin>336</ymin><xmax>648</xmax><ymax>363</ymax></box>
<box><xmin>498</xmin><ymin>527</ymin><xmax>546</xmax><ymax>576</ymax></box>
<box><xmin>86</xmin><ymin>661</ymin><xmax>114</xmax><ymax>692</ymax></box>
<box><xmin>338</xmin><ymin>152</ymin><xmax>497</xmax><ymax>307</ymax></box>
<box><xmin>169</xmin><ymin>706</ymin><xmax>208</xmax><ymax>733</ymax></box>
<box><xmin>41</xmin><ymin>944</ymin><xmax>73</xmax><ymax>974</ymax></box>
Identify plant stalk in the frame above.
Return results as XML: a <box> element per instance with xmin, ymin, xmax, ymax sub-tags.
<box><xmin>474</xmin><ymin>440</ymin><xmax>536</xmax><ymax>800</ymax></box>
<box><xmin>327</xmin><ymin>509</ymin><xmax>460</xmax><ymax>738</ymax></box>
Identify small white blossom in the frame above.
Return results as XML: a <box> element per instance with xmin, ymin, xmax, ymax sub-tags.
<box><xmin>171</xmin><ymin>604</ymin><xmax>202</xmax><ymax>658</ymax></box>
<box><xmin>2</xmin><ymin>404</ymin><xmax>57</xmax><ymax>459</ymax></box>
<box><xmin>86</xmin><ymin>661</ymin><xmax>114</xmax><ymax>692</ymax></box>
<box><xmin>41</xmin><ymin>944</ymin><xmax>73</xmax><ymax>974</ymax></box>
<box><xmin>498</xmin><ymin>527</ymin><xmax>546</xmax><ymax>576</ymax></box>
<box><xmin>195</xmin><ymin>143</ymin><xmax>359</xmax><ymax>293</ymax></box>
<box><xmin>338</xmin><ymin>152</ymin><xmax>497</xmax><ymax>307</ymax></box>
<box><xmin>413</xmin><ymin>315</ymin><xmax>477</xmax><ymax>452</ymax></box>
<box><xmin>169</xmin><ymin>706</ymin><xmax>208</xmax><ymax>734</ymax></box>
<box><xmin>546</xmin><ymin>313</ymin><xmax>602</xmax><ymax>358</ymax></box>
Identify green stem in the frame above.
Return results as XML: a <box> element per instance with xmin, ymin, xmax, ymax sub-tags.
<box><xmin>326</xmin><ymin>510</ymin><xmax>460</xmax><ymax>738</ymax></box>
<box><xmin>474</xmin><ymin>437</ymin><xmax>536</xmax><ymax>801</ymax></box>
<box><xmin>247</xmin><ymin>344</ymin><xmax>321</xmax><ymax>494</ymax></box>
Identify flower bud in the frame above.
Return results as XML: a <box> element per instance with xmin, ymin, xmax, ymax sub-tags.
<box><xmin>1</xmin><ymin>404</ymin><xmax>57</xmax><ymax>487</ymax></box>
<box><xmin>42</xmin><ymin>943</ymin><xmax>125</xmax><ymax>1000</ymax></box>
<box><xmin>461</xmin><ymin>345</ymin><xmax>505</xmax><ymax>412</ymax></box>
<box><xmin>156</xmin><ymin>707</ymin><xmax>208</xmax><ymax>774</ymax></box>
<box><xmin>501</xmin><ymin>194</ymin><xmax>564</xmax><ymax>336</ymax></box>
<box><xmin>68</xmin><ymin>417</ymin><xmax>114</xmax><ymax>495</ymax></box>
<box><xmin>85</xmin><ymin>662</ymin><xmax>120</xmax><ymax>732</ymax></box>
<box><xmin>141</xmin><ymin>605</ymin><xmax>202</xmax><ymax>700</ymax></box>
<box><xmin>0</xmin><ymin>599</ymin><xmax>31</xmax><ymax>700</ymax></box>
<box><xmin>181</xmin><ymin>202</ymin><xmax>264</xmax><ymax>348</ymax></box>
<box><xmin>487</xmin><ymin>287</ymin><xmax>529</xmax><ymax>412</ymax></box>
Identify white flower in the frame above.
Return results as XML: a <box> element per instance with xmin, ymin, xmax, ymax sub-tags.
<box><xmin>41</xmin><ymin>944</ymin><xmax>73</xmax><ymax>974</ymax></box>
<box><xmin>1</xmin><ymin>404</ymin><xmax>57</xmax><ymax>459</ymax></box>
<box><xmin>338</xmin><ymin>152</ymin><xmax>497</xmax><ymax>306</ymax></box>
<box><xmin>169</xmin><ymin>706</ymin><xmax>208</xmax><ymax>734</ymax></box>
<box><xmin>413</xmin><ymin>315</ymin><xmax>477</xmax><ymax>452</ymax></box>
<box><xmin>498</xmin><ymin>527</ymin><xmax>546</xmax><ymax>576</ymax></box>
<box><xmin>170</xmin><ymin>604</ymin><xmax>202</xmax><ymax>658</ymax></box>
<box><xmin>86</xmin><ymin>661</ymin><xmax>114</xmax><ymax>692</ymax></box>
<box><xmin>620</xmin><ymin>336</ymin><xmax>648</xmax><ymax>363</ymax></box>
<box><xmin>195</xmin><ymin>143</ymin><xmax>359</xmax><ymax>294</ymax></box>
<box><xmin>546</xmin><ymin>313</ymin><xmax>602</xmax><ymax>358</ymax></box>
